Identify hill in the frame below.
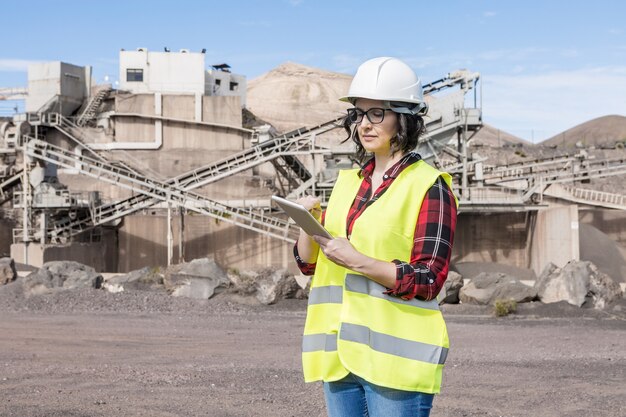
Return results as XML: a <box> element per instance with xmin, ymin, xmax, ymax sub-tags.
<box><xmin>540</xmin><ymin>115</ymin><xmax>626</xmax><ymax>148</ymax></box>
<box><xmin>247</xmin><ymin>62</ymin><xmax>352</xmax><ymax>134</ymax></box>
<box><xmin>247</xmin><ymin>62</ymin><xmax>625</xmax><ymax>157</ymax></box>
<box><xmin>469</xmin><ymin>123</ymin><xmax>531</xmax><ymax>147</ymax></box>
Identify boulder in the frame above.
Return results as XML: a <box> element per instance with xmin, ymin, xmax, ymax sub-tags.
<box><xmin>535</xmin><ymin>261</ymin><xmax>623</xmax><ymax>309</ymax></box>
<box><xmin>164</xmin><ymin>258</ymin><xmax>229</xmax><ymax>299</ymax></box>
<box><xmin>439</xmin><ymin>271</ymin><xmax>463</xmax><ymax>304</ymax></box>
<box><xmin>0</xmin><ymin>257</ymin><xmax>17</xmax><ymax>285</ymax></box>
<box><xmin>459</xmin><ymin>272</ymin><xmax>537</xmax><ymax>305</ymax></box>
<box><xmin>103</xmin><ymin>267</ymin><xmax>164</xmax><ymax>293</ymax></box>
<box><xmin>229</xmin><ymin>267</ymin><xmax>302</xmax><ymax>305</ymax></box>
<box><xmin>21</xmin><ymin>261</ymin><xmax>103</xmax><ymax>296</ymax></box>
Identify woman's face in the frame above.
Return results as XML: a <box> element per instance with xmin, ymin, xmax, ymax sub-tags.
<box><xmin>353</xmin><ymin>98</ymin><xmax>399</xmax><ymax>156</ymax></box>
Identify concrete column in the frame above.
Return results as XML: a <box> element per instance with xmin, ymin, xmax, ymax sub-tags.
<box><xmin>167</xmin><ymin>202</ymin><xmax>173</xmax><ymax>266</ymax></box>
<box><xmin>195</xmin><ymin>93</ymin><xmax>202</xmax><ymax>122</ymax></box>
<box><xmin>529</xmin><ymin>205</ymin><xmax>580</xmax><ymax>275</ymax></box>
<box><xmin>155</xmin><ymin>92</ymin><xmax>163</xmax><ymax>148</ymax></box>
<box><xmin>11</xmin><ymin>243</ymin><xmax>44</xmax><ymax>268</ymax></box>
<box><xmin>40</xmin><ymin>212</ymin><xmax>47</xmax><ymax>244</ymax></box>
<box><xmin>178</xmin><ymin>209</ymin><xmax>185</xmax><ymax>263</ymax></box>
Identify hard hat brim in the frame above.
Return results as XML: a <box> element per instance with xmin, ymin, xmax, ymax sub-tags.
<box><xmin>339</xmin><ymin>94</ymin><xmax>424</xmax><ymax>105</ymax></box>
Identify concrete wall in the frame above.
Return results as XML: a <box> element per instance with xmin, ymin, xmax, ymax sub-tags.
<box><xmin>202</xmin><ymin>95</ymin><xmax>242</xmax><ymax>126</ymax></box>
<box><xmin>111</xmin><ymin>94</ymin><xmax>247</xmax><ymax>178</ymax></box>
<box><xmin>452</xmin><ymin>212</ymin><xmax>529</xmax><ymax>267</ymax></box>
<box><xmin>117</xmin><ymin>213</ymin><xmax>295</xmax><ymax>274</ymax></box>
<box><xmin>10</xmin><ymin>228</ymin><xmax>118</xmax><ymax>271</ymax></box>
<box><xmin>119</xmin><ymin>49</ymin><xmax>205</xmax><ymax>94</ymax></box>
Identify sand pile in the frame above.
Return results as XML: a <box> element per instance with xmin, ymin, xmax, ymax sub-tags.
<box><xmin>247</xmin><ymin>62</ymin><xmax>352</xmax><ymax>136</ymax></box>
<box><xmin>579</xmin><ymin>223</ymin><xmax>626</xmax><ymax>283</ymax></box>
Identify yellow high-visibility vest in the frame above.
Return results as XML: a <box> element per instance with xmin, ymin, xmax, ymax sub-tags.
<box><xmin>302</xmin><ymin>159</ymin><xmax>456</xmax><ymax>393</ymax></box>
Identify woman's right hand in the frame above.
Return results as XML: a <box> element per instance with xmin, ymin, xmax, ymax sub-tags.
<box><xmin>296</xmin><ymin>195</ymin><xmax>322</xmax><ymax>221</ymax></box>
<box><xmin>295</xmin><ymin>195</ymin><xmax>322</xmax><ymax>264</ymax></box>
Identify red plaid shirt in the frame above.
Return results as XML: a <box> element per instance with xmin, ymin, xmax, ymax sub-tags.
<box><xmin>294</xmin><ymin>152</ymin><xmax>457</xmax><ymax>301</ymax></box>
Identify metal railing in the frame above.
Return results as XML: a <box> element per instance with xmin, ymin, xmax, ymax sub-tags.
<box><xmin>21</xmin><ymin>136</ymin><xmax>299</xmax><ymax>243</ymax></box>
<box><xmin>561</xmin><ymin>186</ymin><xmax>626</xmax><ymax>208</ymax></box>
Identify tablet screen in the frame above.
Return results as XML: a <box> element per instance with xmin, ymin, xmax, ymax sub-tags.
<box><xmin>272</xmin><ymin>196</ymin><xmax>332</xmax><ymax>239</ymax></box>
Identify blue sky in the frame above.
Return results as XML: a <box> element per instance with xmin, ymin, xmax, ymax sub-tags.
<box><xmin>1</xmin><ymin>0</ymin><xmax>625</xmax><ymax>142</ymax></box>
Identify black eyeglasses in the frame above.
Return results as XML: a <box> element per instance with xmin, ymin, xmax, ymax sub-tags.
<box><xmin>347</xmin><ymin>107</ymin><xmax>391</xmax><ymax>125</ymax></box>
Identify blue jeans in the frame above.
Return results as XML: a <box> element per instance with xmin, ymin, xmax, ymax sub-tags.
<box><xmin>323</xmin><ymin>373</ymin><xmax>434</xmax><ymax>417</ymax></box>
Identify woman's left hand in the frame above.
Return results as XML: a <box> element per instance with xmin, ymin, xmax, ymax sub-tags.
<box><xmin>312</xmin><ymin>236</ymin><xmax>362</xmax><ymax>270</ymax></box>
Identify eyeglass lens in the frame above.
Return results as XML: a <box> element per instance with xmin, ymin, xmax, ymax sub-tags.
<box><xmin>347</xmin><ymin>108</ymin><xmax>387</xmax><ymax>124</ymax></box>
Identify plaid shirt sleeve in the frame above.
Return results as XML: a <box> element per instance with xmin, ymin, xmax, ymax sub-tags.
<box><xmin>384</xmin><ymin>177</ymin><xmax>457</xmax><ymax>301</ymax></box>
<box><xmin>293</xmin><ymin>243</ymin><xmax>317</xmax><ymax>275</ymax></box>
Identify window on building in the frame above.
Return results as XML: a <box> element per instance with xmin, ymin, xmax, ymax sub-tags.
<box><xmin>229</xmin><ymin>81</ymin><xmax>238</xmax><ymax>91</ymax></box>
<box><xmin>126</xmin><ymin>68</ymin><xmax>144</xmax><ymax>82</ymax></box>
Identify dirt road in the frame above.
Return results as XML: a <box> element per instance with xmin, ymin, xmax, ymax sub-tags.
<box><xmin>0</xmin><ymin>287</ymin><xmax>624</xmax><ymax>417</ymax></box>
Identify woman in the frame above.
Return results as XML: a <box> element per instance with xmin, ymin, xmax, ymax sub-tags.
<box><xmin>294</xmin><ymin>57</ymin><xmax>458</xmax><ymax>417</ymax></box>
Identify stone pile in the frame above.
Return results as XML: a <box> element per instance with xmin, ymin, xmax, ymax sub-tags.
<box><xmin>104</xmin><ymin>258</ymin><xmax>307</xmax><ymax>305</ymax></box>
<box><xmin>2</xmin><ymin>257</ymin><xmax>622</xmax><ymax>310</ymax></box>
<box><xmin>20</xmin><ymin>261</ymin><xmax>103</xmax><ymax>296</ymax></box>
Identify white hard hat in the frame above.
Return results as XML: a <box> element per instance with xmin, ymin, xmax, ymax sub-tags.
<box><xmin>340</xmin><ymin>57</ymin><xmax>428</xmax><ymax>116</ymax></box>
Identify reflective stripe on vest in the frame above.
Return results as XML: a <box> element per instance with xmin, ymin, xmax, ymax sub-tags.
<box><xmin>308</xmin><ymin>285</ymin><xmax>343</xmax><ymax>305</ymax></box>
<box><xmin>302</xmin><ymin>333</ymin><xmax>338</xmax><ymax>352</ymax></box>
<box><xmin>339</xmin><ymin>322</ymin><xmax>448</xmax><ymax>365</ymax></box>
<box><xmin>345</xmin><ymin>274</ymin><xmax>439</xmax><ymax>311</ymax></box>
<box><xmin>302</xmin><ymin>252</ymin><xmax>349</xmax><ymax>383</ymax></box>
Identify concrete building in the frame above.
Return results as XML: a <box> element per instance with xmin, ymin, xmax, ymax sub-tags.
<box><xmin>119</xmin><ymin>48</ymin><xmax>205</xmax><ymax>95</ymax></box>
<box><xmin>206</xmin><ymin>64</ymin><xmax>247</xmax><ymax>107</ymax></box>
<box><xmin>119</xmin><ymin>48</ymin><xmax>246</xmax><ymax>106</ymax></box>
<box><xmin>26</xmin><ymin>62</ymin><xmax>91</xmax><ymax>116</ymax></box>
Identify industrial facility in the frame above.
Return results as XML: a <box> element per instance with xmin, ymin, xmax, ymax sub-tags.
<box><xmin>1</xmin><ymin>48</ymin><xmax>626</xmax><ymax>276</ymax></box>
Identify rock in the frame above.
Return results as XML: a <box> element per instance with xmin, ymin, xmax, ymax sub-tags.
<box><xmin>0</xmin><ymin>257</ymin><xmax>17</xmax><ymax>285</ymax></box>
<box><xmin>103</xmin><ymin>267</ymin><xmax>164</xmax><ymax>293</ymax></box>
<box><xmin>586</xmin><ymin>266</ymin><xmax>623</xmax><ymax>309</ymax></box>
<box><xmin>164</xmin><ymin>258</ymin><xmax>229</xmax><ymax>299</ymax></box>
<box><xmin>21</xmin><ymin>268</ymin><xmax>55</xmax><ymax>296</ymax></box>
<box><xmin>536</xmin><ymin>261</ymin><xmax>623</xmax><ymax>309</ymax></box>
<box><xmin>459</xmin><ymin>272</ymin><xmax>537</xmax><ymax>305</ymax></box>
<box><xmin>439</xmin><ymin>271</ymin><xmax>463</xmax><ymax>304</ymax></box>
<box><xmin>229</xmin><ymin>267</ymin><xmax>302</xmax><ymax>305</ymax></box>
<box><xmin>295</xmin><ymin>274</ymin><xmax>311</xmax><ymax>298</ymax></box>
<box><xmin>21</xmin><ymin>261</ymin><xmax>103</xmax><ymax>296</ymax></box>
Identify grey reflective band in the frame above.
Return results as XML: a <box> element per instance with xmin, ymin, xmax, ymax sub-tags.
<box><xmin>340</xmin><ymin>322</ymin><xmax>447</xmax><ymax>365</ymax></box>
<box><xmin>302</xmin><ymin>333</ymin><xmax>338</xmax><ymax>352</ymax></box>
<box><xmin>308</xmin><ymin>285</ymin><xmax>343</xmax><ymax>305</ymax></box>
<box><xmin>345</xmin><ymin>274</ymin><xmax>440</xmax><ymax>311</ymax></box>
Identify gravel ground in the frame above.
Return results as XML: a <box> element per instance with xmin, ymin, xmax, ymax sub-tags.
<box><xmin>0</xmin><ymin>283</ymin><xmax>625</xmax><ymax>417</ymax></box>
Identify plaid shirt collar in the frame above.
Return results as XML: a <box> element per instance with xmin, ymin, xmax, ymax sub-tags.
<box><xmin>359</xmin><ymin>151</ymin><xmax>422</xmax><ymax>181</ymax></box>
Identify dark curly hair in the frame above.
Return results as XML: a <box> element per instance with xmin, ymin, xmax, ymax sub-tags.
<box><xmin>342</xmin><ymin>111</ymin><xmax>426</xmax><ymax>165</ymax></box>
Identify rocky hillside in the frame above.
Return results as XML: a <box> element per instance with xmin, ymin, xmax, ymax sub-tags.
<box><xmin>540</xmin><ymin>115</ymin><xmax>626</xmax><ymax>148</ymax></box>
<box><xmin>469</xmin><ymin>123</ymin><xmax>531</xmax><ymax>147</ymax></box>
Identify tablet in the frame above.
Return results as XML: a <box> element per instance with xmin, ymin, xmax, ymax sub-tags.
<box><xmin>272</xmin><ymin>196</ymin><xmax>333</xmax><ymax>239</ymax></box>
